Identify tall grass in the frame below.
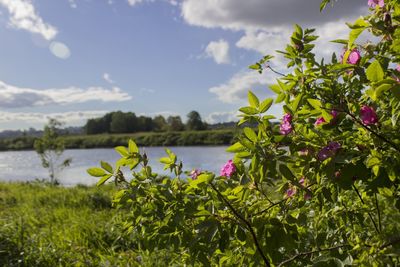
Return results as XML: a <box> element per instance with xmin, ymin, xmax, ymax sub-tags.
<box><xmin>0</xmin><ymin>182</ymin><xmax>179</xmax><ymax>266</ymax></box>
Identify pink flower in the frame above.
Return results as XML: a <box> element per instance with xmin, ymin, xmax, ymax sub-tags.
<box><xmin>299</xmin><ymin>177</ymin><xmax>305</xmax><ymax>186</ymax></box>
<box><xmin>317</xmin><ymin>141</ymin><xmax>341</xmax><ymax>161</ymax></box>
<box><xmin>304</xmin><ymin>192</ymin><xmax>312</xmax><ymax>200</ymax></box>
<box><xmin>396</xmin><ymin>65</ymin><xmax>400</xmax><ymax>72</ymax></box>
<box><xmin>190</xmin><ymin>169</ymin><xmax>201</xmax><ymax>180</ymax></box>
<box><xmin>368</xmin><ymin>0</ymin><xmax>384</xmax><ymax>8</ymax></box>
<box><xmin>314</xmin><ymin>117</ymin><xmax>326</xmax><ymax>126</ymax></box>
<box><xmin>220</xmin><ymin>160</ymin><xmax>236</xmax><ymax>177</ymax></box>
<box><xmin>347</xmin><ymin>49</ymin><xmax>361</xmax><ymax>65</ymax></box>
<box><xmin>360</xmin><ymin>105</ymin><xmax>378</xmax><ymax>125</ymax></box>
<box><xmin>280</xmin><ymin>113</ymin><xmax>293</xmax><ymax>135</ymax></box>
<box><xmin>286</xmin><ymin>187</ymin><xmax>296</xmax><ymax>198</ymax></box>
<box><xmin>331</xmin><ymin>110</ymin><xmax>338</xmax><ymax>118</ymax></box>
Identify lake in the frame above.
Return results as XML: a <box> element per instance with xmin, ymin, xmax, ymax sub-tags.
<box><xmin>0</xmin><ymin>146</ymin><xmax>231</xmax><ymax>186</ymax></box>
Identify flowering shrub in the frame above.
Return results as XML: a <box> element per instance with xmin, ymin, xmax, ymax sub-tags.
<box><xmin>88</xmin><ymin>1</ymin><xmax>400</xmax><ymax>266</ymax></box>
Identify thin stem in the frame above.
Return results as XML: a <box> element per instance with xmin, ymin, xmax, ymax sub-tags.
<box><xmin>345</xmin><ymin>111</ymin><xmax>400</xmax><ymax>153</ymax></box>
<box><xmin>352</xmin><ymin>184</ymin><xmax>380</xmax><ymax>234</ymax></box>
<box><xmin>266</xmin><ymin>65</ymin><xmax>286</xmax><ymax>76</ymax></box>
<box><xmin>277</xmin><ymin>244</ymin><xmax>348</xmax><ymax>267</ymax></box>
<box><xmin>250</xmin><ymin>199</ymin><xmax>286</xmax><ymax>218</ymax></box>
<box><xmin>374</xmin><ymin>193</ymin><xmax>382</xmax><ymax>233</ymax></box>
<box><xmin>209</xmin><ymin>183</ymin><xmax>271</xmax><ymax>267</ymax></box>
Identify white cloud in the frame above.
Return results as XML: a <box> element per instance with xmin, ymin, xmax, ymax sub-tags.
<box><xmin>206</xmin><ymin>111</ymin><xmax>238</xmax><ymax>124</ymax></box>
<box><xmin>127</xmin><ymin>0</ymin><xmax>142</xmax><ymax>6</ymax></box>
<box><xmin>209</xmin><ymin>70</ymin><xmax>276</xmax><ymax>104</ymax></box>
<box><xmin>103</xmin><ymin>73</ymin><xmax>115</xmax><ymax>84</ymax></box>
<box><xmin>49</xmin><ymin>41</ymin><xmax>71</xmax><ymax>59</ymax></box>
<box><xmin>205</xmin><ymin>39</ymin><xmax>230</xmax><ymax>64</ymax></box>
<box><xmin>0</xmin><ymin>80</ymin><xmax>132</xmax><ymax>108</ymax></box>
<box><xmin>68</xmin><ymin>0</ymin><xmax>77</xmax><ymax>9</ymax></box>
<box><xmin>0</xmin><ymin>110</ymin><xmax>108</xmax><ymax>125</ymax></box>
<box><xmin>0</xmin><ymin>0</ymin><xmax>57</xmax><ymax>40</ymax></box>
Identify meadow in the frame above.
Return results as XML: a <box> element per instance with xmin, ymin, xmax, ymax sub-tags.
<box><xmin>0</xmin><ymin>182</ymin><xmax>179</xmax><ymax>266</ymax></box>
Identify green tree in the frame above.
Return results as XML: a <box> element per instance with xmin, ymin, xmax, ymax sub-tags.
<box><xmin>186</xmin><ymin>110</ymin><xmax>206</xmax><ymax>131</ymax></box>
<box><xmin>34</xmin><ymin>119</ymin><xmax>71</xmax><ymax>184</ymax></box>
<box><xmin>167</xmin><ymin>116</ymin><xmax>185</xmax><ymax>131</ymax></box>
<box><xmin>110</xmin><ymin>111</ymin><xmax>137</xmax><ymax>133</ymax></box>
<box><xmin>153</xmin><ymin>115</ymin><xmax>168</xmax><ymax>132</ymax></box>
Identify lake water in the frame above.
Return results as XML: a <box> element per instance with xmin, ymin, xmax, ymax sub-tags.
<box><xmin>0</xmin><ymin>146</ymin><xmax>231</xmax><ymax>186</ymax></box>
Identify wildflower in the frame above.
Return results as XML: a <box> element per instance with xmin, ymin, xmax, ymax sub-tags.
<box><xmin>304</xmin><ymin>192</ymin><xmax>312</xmax><ymax>200</ymax></box>
<box><xmin>314</xmin><ymin>117</ymin><xmax>326</xmax><ymax>126</ymax></box>
<box><xmin>317</xmin><ymin>141</ymin><xmax>341</xmax><ymax>161</ymax></box>
<box><xmin>360</xmin><ymin>105</ymin><xmax>378</xmax><ymax>125</ymax></box>
<box><xmin>368</xmin><ymin>0</ymin><xmax>384</xmax><ymax>8</ymax></box>
<box><xmin>299</xmin><ymin>177</ymin><xmax>305</xmax><ymax>186</ymax></box>
<box><xmin>220</xmin><ymin>160</ymin><xmax>236</xmax><ymax>177</ymax></box>
<box><xmin>286</xmin><ymin>187</ymin><xmax>296</xmax><ymax>198</ymax></box>
<box><xmin>190</xmin><ymin>169</ymin><xmax>201</xmax><ymax>180</ymax></box>
<box><xmin>280</xmin><ymin>113</ymin><xmax>293</xmax><ymax>135</ymax></box>
<box><xmin>396</xmin><ymin>65</ymin><xmax>400</xmax><ymax>72</ymax></box>
<box><xmin>347</xmin><ymin>49</ymin><xmax>361</xmax><ymax>65</ymax></box>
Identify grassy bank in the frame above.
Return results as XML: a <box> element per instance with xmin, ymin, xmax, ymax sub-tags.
<box><xmin>0</xmin><ymin>129</ymin><xmax>238</xmax><ymax>151</ymax></box>
<box><xmin>0</xmin><ymin>182</ymin><xmax>177</xmax><ymax>266</ymax></box>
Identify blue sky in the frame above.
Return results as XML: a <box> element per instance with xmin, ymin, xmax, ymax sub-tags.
<box><xmin>0</xmin><ymin>0</ymin><xmax>366</xmax><ymax>130</ymax></box>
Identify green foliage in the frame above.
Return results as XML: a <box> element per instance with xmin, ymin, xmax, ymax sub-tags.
<box><xmin>34</xmin><ymin>119</ymin><xmax>71</xmax><ymax>184</ymax></box>
<box><xmin>89</xmin><ymin>1</ymin><xmax>400</xmax><ymax>266</ymax></box>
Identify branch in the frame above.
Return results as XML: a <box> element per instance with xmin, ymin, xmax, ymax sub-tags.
<box><xmin>250</xmin><ymin>199</ymin><xmax>286</xmax><ymax>218</ymax></box>
<box><xmin>209</xmin><ymin>183</ymin><xmax>271</xmax><ymax>267</ymax></box>
<box><xmin>277</xmin><ymin>244</ymin><xmax>348</xmax><ymax>267</ymax></box>
<box><xmin>352</xmin><ymin>184</ymin><xmax>380</xmax><ymax>234</ymax></box>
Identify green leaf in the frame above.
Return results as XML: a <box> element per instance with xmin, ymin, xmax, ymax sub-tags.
<box><xmin>248</xmin><ymin>91</ymin><xmax>259</xmax><ymax>108</ymax></box>
<box><xmin>115</xmin><ymin>146</ymin><xmax>128</xmax><ymax>157</ymax></box>
<box><xmin>159</xmin><ymin>157</ymin><xmax>171</xmax><ymax>164</ymax></box>
<box><xmin>100</xmin><ymin>161</ymin><xmax>113</xmax><ymax>173</ymax></box>
<box><xmin>278</xmin><ymin>164</ymin><xmax>296</xmax><ymax>181</ymax></box>
<box><xmin>366</xmin><ymin>60</ymin><xmax>384</xmax><ymax>82</ymax></box>
<box><xmin>307</xmin><ymin>98</ymin><xmax>322</xmax><ymax>110</ymax></box>
<box><xmin>348</xmin><ymin>17</ymin><xmax>368</xmax><ymax>48</ymax></box>
<box><xmin>87</xmin><ymin>167</ymin><xmax>107</xmax><ymax>177</ymax></box>
<box><xmin>97</xmin><ymin>174</ymin><xmax>112</xmax><ymax>186</ymax></box>
<box><xmin>291</xmin><ymin>93</ymin><xmax>303</xmax><ymax>112</ymax></box>
<box><xmin>243</xmin><ymin>127</ymin><xmax>257</xmax><ymax>142</ymax></box>
<box><xmin>269</xmin><ymin>84</ymin><xmax>281</xmax><ymax>94</ymax></box>
<box><xmin>226</xmin><ymin>142</ymin><xmax>246</xmax><ymax>153</ymax></box>
<box><xmin>239</xmin><ymin>106</ymin><xmax>259</xmax><ymax>115</ymax></box>
<box><xmin>259</xmin><ymin>98</ymin><xmax>273</xmax><ymax>113</ymax></box>
<box><xmin>275</xmin><ymin>92</ymin><xmax>286</xmax><ymax>103</ymax></box>
<box><xmin>128</xmin><ymin>139</ymin><xmax>139</xmax><ymax>154</ymax></box>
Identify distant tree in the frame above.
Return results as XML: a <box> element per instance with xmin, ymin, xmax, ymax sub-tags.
<box><xmin>167</xmin><ymin>116</ymin><xmax>185</xmax><ymax>131</ymax></box>
<box><xmin>186</xmin><ymin>110</ymin><xmax>206</xmax><ymax>131</ymax></box>
<box><xmin>34</xmin><ymin>119</ymin><xmax>71</xmax><ymax>184</ymax></box>
<box><xmin>137</xmin><ymin>116</ymin><xmax>154</xmax><ymax>132</ymax></box>
<box><xmin>110</xmin><ymin>111</ymin><xmax>137</xmax><ymax>133</ymax></box>
<box><xmin>153</xmin><ymin>115</ymin><xmax>168</xmax><ymax>132</ymax></box>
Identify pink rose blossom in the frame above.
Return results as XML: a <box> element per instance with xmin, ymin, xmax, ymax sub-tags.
<box><xmin>190</xmin><ymin>169</ymin><xmax>201</xmax><ymax>180</ymax></box>
<box><xmin>280</xmin><ymin>113</ymin><xmax>293</xmax><ymax>135</ymax></box>
<box><xmin>220</xmin><ymin>160</ymin><xmax>236</xmax><ymax>177</ymax></box>
<box><xmin>368</xmin><ymin>0</ymin><xmax>384</xmax><ymax>8</ymax></box>
<box><xmin>360</xmin><ymin>105</ymin><xmax>378</xmax><ymax>125</ymax></box>
<box><xmin>314</xmin><ymin>117</ymin><xmax>326</xmax><ymax>126</ymax></box>
<box><xmin>317</xmin><ymin>141</ymin><xmax>341</xmax><ymax>161</ymax></box>
<box><xmin>347</xmin><ymin>49</ymin><xmax>361</xmax><ymax>65</ymax></box>
<box><xmin>286</xmin><ymin>187</ymin><xmax>296</xmax><ymax>198</ymax></box>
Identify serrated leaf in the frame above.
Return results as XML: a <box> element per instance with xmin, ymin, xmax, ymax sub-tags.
<box><xmin>97</xmin><ymin>174</ymin><xmax>112</xmax><ymax>186</ymax></box>
<box><xmin>248</xmin><ymin>91</ymin><xmax>259</xmax><ymax>108</ymax></box>
<box><xmin>100</xmin><ymin>161</ymin><xmax>113</xmax><ymax>173</ymax></box>
<box><xmin>87</xmin><ymin>167</ymin><xmax>107</xmax><ymax>177</ymax></box>
<box><xmin>366</xmin><ymin>60</ymin><xmax>384</xmax><ymax>82</ymax></box>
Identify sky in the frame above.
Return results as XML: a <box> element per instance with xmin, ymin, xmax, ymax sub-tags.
<box><xmin>0</xmin><ymin>0</ymin><xmax>368</xmax><ymax>130</ymax></box>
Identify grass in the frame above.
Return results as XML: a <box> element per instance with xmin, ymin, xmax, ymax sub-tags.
<box><xmin>0</xmin><ymin>182</ymin><xmax>178</xmax><ymax>266</ymax></box>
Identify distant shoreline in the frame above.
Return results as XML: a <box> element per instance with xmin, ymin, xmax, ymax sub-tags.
<box><xmin>0</xmin><ymin>129</ymin><xmax>239</xmax><ymax>151</ymax></box>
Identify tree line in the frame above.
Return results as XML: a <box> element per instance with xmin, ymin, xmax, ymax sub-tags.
<box><xmin>84</xmin><ymin>110</ymin><xmax>207</xmax><ymax>135</ymax></box>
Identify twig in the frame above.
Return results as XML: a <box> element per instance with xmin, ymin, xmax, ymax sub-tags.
<box><xmin>250</xmin><ymin>199</ymin><xmax>286</xmax><ymax>218</ymax></box>
<box><xmin>267</xmin><ymin>65</ymin><xmax>286</xmax><ymax>77</ymax></box>
<box><xmin>352</xmin><ymin>184</ymin><xmax>380</xmax><ymax>234</ymax></box>
<box><xmin>277</xmin><ymin>244</ymin><xmax>348</xmax><ymax>267</ymax></box>
<box><xmin>209</xmin><ymin>183</ymin><xmax>271</xmax><ymax>267</ymax></box>
<box><xmin>374</xmin><ymin>193</ymin><xmax>382</xmax><ymax>233</ymax></box>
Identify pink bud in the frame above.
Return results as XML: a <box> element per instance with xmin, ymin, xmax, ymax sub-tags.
<box><xmin>347</xmin><ymin>49</ymin><xmax>361</xmax><ymax>65</ymax></box>
<box><xmin>190</xmin><ymin>169</ymin><xmax>201</xmax><ymax>180</ymax></box>
<box><xmin>360</xmin><ymin>105</ymin><xmax>378</xmax><ymax>125</ymax></box>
